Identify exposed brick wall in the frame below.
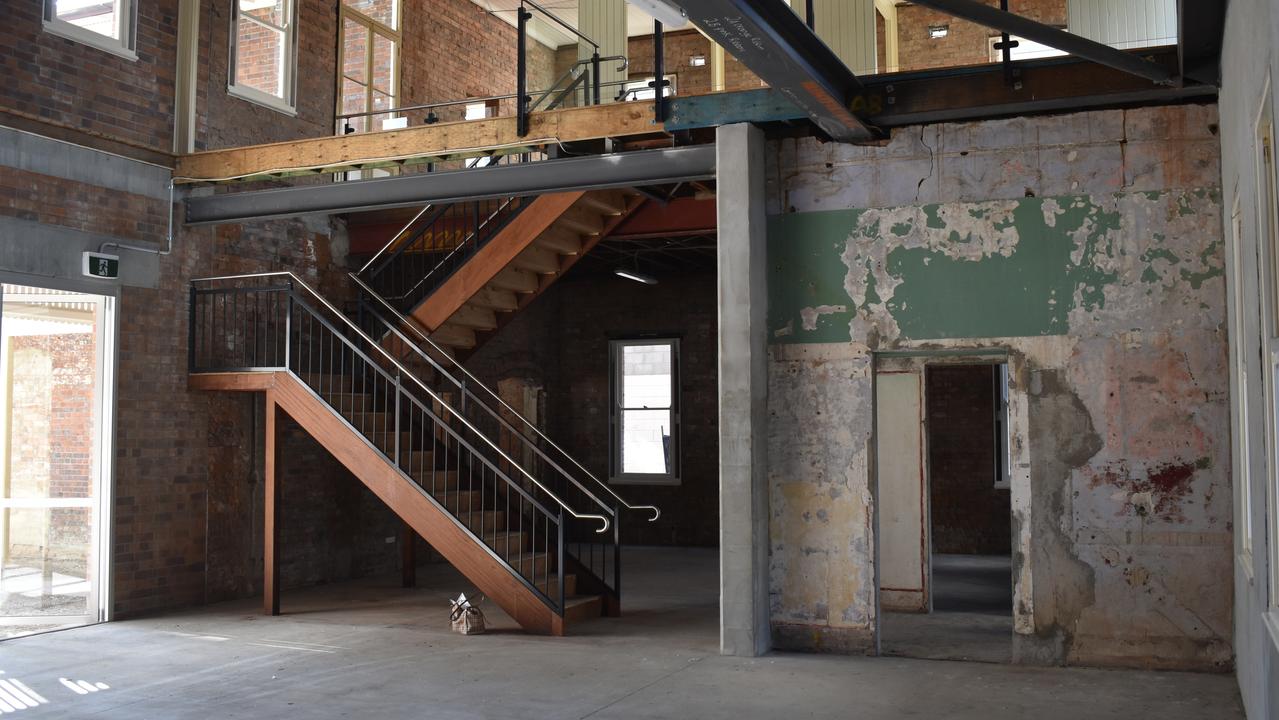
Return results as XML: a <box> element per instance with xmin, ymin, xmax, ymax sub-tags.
<box><xmin>894</xmin><ymin>0</ymin><xmax>1066</xmax><ymax>72</ymax></box>
<box><xmin>116</xmin><ymin>216</ymin><xmax>407</xmax><ymax>615</ymax></box>
<box><xmin>468</xmin><ymin>270</ymin><xmax>720</xmax><ymax>547</ymax></box>
<box><xmin>924</xmin><ymin>364</ymin><xmax>1011</xmax><ymax>556</ymax></box>
<box><xmin>197</xmin><ymin>0</ymin><xmax>338</xmax><ymax>151</ymax></box>
<box><xmin>0</xmin><ymin>0</ymin><xmax>178</xmax><ymax>153</ymax></box>
<box><xmin>398</xmin><ymin>0</ymin><xmax>557</xmax><ymax>125</ymax></box>
<box><xmin>626</xmin><ymin>31</ymin><xmax>763</xmax><ymax>96</ymax></box>
<box><xmin>6</xmin><ymin>332</ymin><xmax>96</xmax><ymax>569</ymax></box>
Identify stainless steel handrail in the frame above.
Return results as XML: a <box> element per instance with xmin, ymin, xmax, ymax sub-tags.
<box><xmin>349</xmin><ymin>272</ymin><xmax>662</xmax><ymax>522</ymax></box>
<box><xmin>191</xmin><ymin>270</ymin><xmax>611</xmax><ymax>533</ymax></box>
<box><xmin>356</xmin><ymin>204</ymin><xmax>436</xmax><ymax>275</ymax></box>
<box><xmin>336</xmin><ymin>58</ymin><xmax>629</xmax><ymax>121</ymax></box>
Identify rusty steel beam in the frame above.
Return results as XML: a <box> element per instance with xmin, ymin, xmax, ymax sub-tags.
<box><xmin>864</xmin><ymin>49</ymin><xmax>1213</xmax><ymax>128</ymax></box>
<box><xmin>909</xmin><ymin>0</ymin><xmax>1179</xmax><ymax>85</ymax></box>
<box><xmin>675</xmin><ymin>0</ymin><xmax>878</xmax><ymax>142</ymax></box>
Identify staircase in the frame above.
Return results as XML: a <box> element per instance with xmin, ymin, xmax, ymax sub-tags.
<box><xmin>359</xmin><ymin>189</ymin><xmax>645</xmax><ymax>357</ymax></box>
<box><xmin>188</xmin><ymin>270</ymin><xmax>657</xmax><ymax>635</ymax></box>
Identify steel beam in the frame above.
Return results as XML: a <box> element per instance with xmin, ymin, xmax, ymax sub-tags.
<box><xmin>908</xmin><ymin>0</ymin><xmax>1178</xmax><ymax>85</ymax></box>
<box><xmin>674</xmin><ymin>0</ymin><xmax>877</xmax><ymax>142</ymax></box>
<box><xmin>184</xmin><ymin>145</ymin><xmax>717</xmax><ymax>225</ymax></box>
<box><xmin>1178</xmin><ymin>0</ymin><xmax>1225</xmax><ymax>86</ymax></box>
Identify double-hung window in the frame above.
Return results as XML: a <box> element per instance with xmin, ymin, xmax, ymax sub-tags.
<box><xmin>43</xmin><ymin>0</ymin><xmax>137</xmax><ymax>60</ymax></box>
<box><xmin>229</xmin><ymin>0</ymin><xmax>299</xmax><ymax>114</ymax></box>
<box><xmin>609</xmin><ymin>339</ymin><xmax>680</xmax><ymax>485</ymax></box>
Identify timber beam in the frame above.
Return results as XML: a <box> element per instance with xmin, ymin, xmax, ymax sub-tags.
<box><xmin>175</xmin><ymin>100</ymin><xmax>665</xmax><ymax>184</ymax></box>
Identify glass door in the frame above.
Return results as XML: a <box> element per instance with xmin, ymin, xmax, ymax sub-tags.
<box><xmin>0</xmin><ymin>284</ymin><xmax>112</xmax><ymax>639</ymax></box>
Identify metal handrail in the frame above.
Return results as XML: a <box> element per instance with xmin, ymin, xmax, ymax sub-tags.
<box><xmin>383</xmin><ymin>196</ymin><xmax>524</xmax><ymax>303</ymax></box>
<box><xmin>191</xmin><ymin>270</ymin><xmax>611</xmax><ymax>533</ymax></box>
<box><xmin>356</xmin><ymin>204</ymin><xmax>436</xmax><ymax>275</ymax></box>
<box><xmin>336</xmin><ymin>58</ymin><xmax>629</xmax><ymax>121</ymax></box>
<box><xmin>521</xmin><ymin>0</ymin><xmax>599</xmax><ymax>49</ymax></box>
<box><xmin>350</xmin><ymin>272</ymin><xmax>662</xmax><ymax>522</ymax></box>
<box><xmin>530</xmin><ymin>55</ymin><xmax>630</xmax><ymax>112</ymax></box>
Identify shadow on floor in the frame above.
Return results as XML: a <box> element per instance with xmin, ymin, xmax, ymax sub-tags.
<box><xmin>881</xmin><ymin>553</ymin><xmax>1013</xmax><ymax>663</ymax></box>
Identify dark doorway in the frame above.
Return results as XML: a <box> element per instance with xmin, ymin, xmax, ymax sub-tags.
<box><xmin>880</xmin><ymin>363</ymin><xmax>1013</xmax><ymax>663</ymax></box>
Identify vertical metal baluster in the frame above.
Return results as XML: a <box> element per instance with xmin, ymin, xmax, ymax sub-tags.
<box><xmin>557</xmin><ymin>511</ymin><xmax>565</xmax><ymax>611</ymax></box>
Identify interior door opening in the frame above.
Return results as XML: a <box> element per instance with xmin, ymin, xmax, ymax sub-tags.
<box><xmin>876</xmin><ymin>361</ymin><xmax>1013</xmax><ymax>663</ymax></box>
<box><xmin>0</xmin><ymin>283</ymin><xmax>114</xmax><ymax>640</ymax></box>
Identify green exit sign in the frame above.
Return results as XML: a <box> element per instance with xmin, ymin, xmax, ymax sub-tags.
<box><xmin>82</xmin><ymin>252</ymin><xmax>120</xmax><ymax>279</ymax></box>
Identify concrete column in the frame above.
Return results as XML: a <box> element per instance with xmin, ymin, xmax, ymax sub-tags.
<box><xmin>577</xmin><ymin>0</ymin><xmax>628</xmax><ymax>102</ymax></box>
<box><xmin>716</xmin><ymin>123</ymin><xmax>770</xmax><ymax>657</ymax></box>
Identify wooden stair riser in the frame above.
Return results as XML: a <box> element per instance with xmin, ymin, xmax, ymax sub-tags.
<box><xmin>512</xmin><ymin>245</ymin><xmax>561</xmax><ymax>275</ymax></box>
<box><xmin>563</xmin><ymin>595</ymin><xmax>605</xmax><ymax>624</ymax></box>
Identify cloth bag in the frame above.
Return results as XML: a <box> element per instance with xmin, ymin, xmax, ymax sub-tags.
<box><xmin>449</xmin><ymin>593</ymin><xmax>486</xmax><ymax>635</ymax></box>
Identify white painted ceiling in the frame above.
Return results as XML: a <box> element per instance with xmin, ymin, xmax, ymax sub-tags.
<box><xmin>469</xmin><ymin>1</ymin><xmax>663</xmax><ymax>48</ymax></box>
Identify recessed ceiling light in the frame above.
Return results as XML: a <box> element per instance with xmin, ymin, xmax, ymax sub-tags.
<box><xmin>614</xmin><ymin>268</ymin><xmax>658</xmax><ymax>285</ymax></box>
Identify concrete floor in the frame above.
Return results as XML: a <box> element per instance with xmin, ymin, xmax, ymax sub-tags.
<box><xmin>1</xmin><ymin>547</ymin><xmax>1244</xmax><ymax>719</ymax></box>
<box><xmin>881</xmin><ymin>554</ymin><xmax>1014</xmax><ymax>663</ymax></box>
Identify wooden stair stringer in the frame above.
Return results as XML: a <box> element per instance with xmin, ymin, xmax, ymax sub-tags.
<box><xmin>408</xmin><ymin>191</ymin><xmax>586</xmax><ymax>333</ymax></box>
<box><xmin>461</xmin><ymin>192</ymin><xmax>650</xmax><ymax>359</ymax></box>
<box><xmin>266</xmin><ymin>371</ymin><xmax>566</xmax><ymax>636</ymax></box>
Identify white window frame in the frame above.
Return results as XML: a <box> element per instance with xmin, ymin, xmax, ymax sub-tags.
<box><xmin>1256</xmin><ymin>86</ymin><xmax>1279</xmax><ymax>611</ymax></box>
<box><xmin>609</xmin><ymin>338</ymin><xmax>681</xmax><ymax>486</ymax></box>
<box><xmin>1230</xmin><ymin>197</ymin><xmax>1256</xmax><ymax>580</ymax></box>
<box><xmin>228</xmin><ymin>0</ymin><xmax>300</xmax><ymax>115</ymax></box>
<box><xmin>43</xmin><ymin>0</ymin><xmax>138</xmax><ymax>61</ymax></box>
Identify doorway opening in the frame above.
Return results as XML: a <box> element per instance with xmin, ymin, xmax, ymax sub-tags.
<box><xmin>876</xmin><ymin>360</ymin><xmax>1013</xmax><ymax>663</ymax></box>
<box><xmin>0</xmin><ymin>283</ymin><xmax>115</xmax><ymax>640</ymax></box>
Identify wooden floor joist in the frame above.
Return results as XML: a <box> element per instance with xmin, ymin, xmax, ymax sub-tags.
<box><xmin>174</xmin><ymin>100</ymin><xmax>663</xmax><ymax>184</ymax></box>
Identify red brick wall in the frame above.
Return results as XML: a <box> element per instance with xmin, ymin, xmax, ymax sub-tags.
<box><xmin>626</xmin><ymin>31</ymin><xmax>763</xmax><ymax>96</ymax></box>
<box><xmin>198</xmin><ymin>0</ymin><xmax>339</xmax><ymax>151</ymax></box>
<box><xmin>7</xmin><ymin>331</ymin><xmax>96</xmax><ymax>568</ymax></box>
<box><xmin>924</xmin><ymin>365</ymin><xmax>1011</xmax><ymax>556</ymax></box>
<box><xmin>467</xmin><ymin>270</ymin><xmax>721</xmax><ymax>547</ymax></box>
<box><xmin>397</xmin><ymin>0</ymin><xmax>557</xmax><ymax>125</ymax></box>
<box><xmin>894</xmin><ymin>0</ymin><xmax>1066</xmax><ymax>72</ymax></box>
<box><xmin>0</xmin><ymin>0</ymin><xmax>178</xmax><ymax>153</ymax></box>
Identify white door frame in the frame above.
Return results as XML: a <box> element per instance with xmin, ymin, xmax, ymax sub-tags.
<box><xmin>0</xmin><ymin>272</ymin><xmax>118</xmax><ymax>632</ymax></box>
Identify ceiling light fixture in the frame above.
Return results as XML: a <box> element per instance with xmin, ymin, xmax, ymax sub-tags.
<box><xmin>629</xmin><ymin>0</ymin><xmax>689</xmax><ymax>29</ymax></box>
<box><xmin>615</xmin><ymin>268</ymin><xmax>658</xmax><ymax>285</ymax></box>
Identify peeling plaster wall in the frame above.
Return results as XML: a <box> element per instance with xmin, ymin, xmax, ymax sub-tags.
<box><xmin>764</xmin><ymin>104</ymin><xmax>1232</xmax><ymax>669</ymax></box>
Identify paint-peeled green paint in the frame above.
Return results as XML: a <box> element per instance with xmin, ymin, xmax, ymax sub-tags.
<box><xmin>767</xmin><ymin>190</ymin><xmax>1222</xmax><ymax>344</ymax></box>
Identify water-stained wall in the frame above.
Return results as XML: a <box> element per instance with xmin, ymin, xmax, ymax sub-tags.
<box><xmin>764</xmin><ymin>104</ymin><xmax>1231</xmax><ymax>670</ymax></box>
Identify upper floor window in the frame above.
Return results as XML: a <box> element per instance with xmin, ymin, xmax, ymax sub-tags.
<box><xmin>229</xmin><ymin>0</ymin><xmax>299</xmax><ymax>114</ymax></box>
<box><xmin>43</xmin><ymin>0</ymin><xmax>137</xmax><ymax>60</ymax></box>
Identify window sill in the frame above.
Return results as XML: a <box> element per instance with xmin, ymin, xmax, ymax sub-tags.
<box><xmin>42</xmin><ymin>20</ymin><xmax>137</xmax><ymax>61</ymax></box>
<box><xmin>609</xmin><ymin>475</ymin><xmax>680</xmax><ymax>487</ymax></box>
<box><xmin>227</xmin><ymin>85</ymin><xmax>298</xmax><ymax>117</ymax></box>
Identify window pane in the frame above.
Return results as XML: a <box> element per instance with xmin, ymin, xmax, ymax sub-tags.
<box><xmin>236</xmin><ymin>17</ymin><xmax>284</xmax><ymax>98</ymax></box>
<box><xmin>371</xmin><ymin>89</ymin><xmax>394</xmax><ymax>129</ymax></box>
<box><xmin>54</xmin><ymin>0</ymin><xmax>119</xmax><ymax>39</ymax></box>
<box><xmin>372</xmin><ymin>32</ymin><xmax>396</xmax><ymax>94</ymax></box>
<box><xmin>239</xmin><ymin>0</ymin><xmax>286</xmax><ymax>28</ymax></box>
<box><xmin>343</xmin><ymin>0</ymin><xmax>396</xmax><ymax>29</ymax></box>
<box><xmin>341</xmin><ymin>78</ymin><xmax>368</xmax><ymax>132</ymax></box>
<box><xmin>622</xmin><ymin>344</ymin><xmax>671</xmax><ymax>408</ymax></box>
<box><xmin>621</xmin><ymin>409</ymin><xmax>672</xmax><ymax>475</ymax></box>
<box><xmin>342</xmin><ymin>19</ymin><xmax>367</xmax><ymax>84</ymax></box>
<box><xmin>1</xmin><ymin>507</ymin><xmax>92</xmax><ymax>619</ymax></box>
